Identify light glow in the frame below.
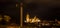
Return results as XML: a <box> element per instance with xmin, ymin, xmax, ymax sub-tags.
<box><xmin>25</xmin><ymin>13</ymin><xmax>41</xmax><ymax>23</ymax></box>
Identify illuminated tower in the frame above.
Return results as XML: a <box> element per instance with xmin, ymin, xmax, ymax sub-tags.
<box><xmin>33</xmin><ymin>16</ymin><xmax>37</xmax><ymax>19</ymax></box>
<box><xmin>32</xmin><ymin>16</ymin><xmax>37</xmax><ymax>22</ymax></box>
<box><xmin>26</xmin><ymin>13</ymin><xmax>30</xmax><ymax>22</ymax></box>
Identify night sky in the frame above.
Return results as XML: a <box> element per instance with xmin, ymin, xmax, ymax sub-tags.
<box><xmin>23</xmin><ymin>0</ymin><xmax>60</xmax><ymax>20</ymax></box>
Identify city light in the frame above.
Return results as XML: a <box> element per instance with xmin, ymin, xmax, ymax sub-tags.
<box><xmin>25</xmin><ymin>13</ymin><xmax>41</xmax><ymax>23</ymax></box>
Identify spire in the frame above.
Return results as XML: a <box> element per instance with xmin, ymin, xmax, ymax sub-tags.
<box><xmin>26</xmin><ymin>13</ymin><xmax>30</xmax><ymax>22</ymax></box>
<box><xmin>34</xmin><ymin>16</ymin><xmax>37</xmax><ymax>19</ymax></box>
